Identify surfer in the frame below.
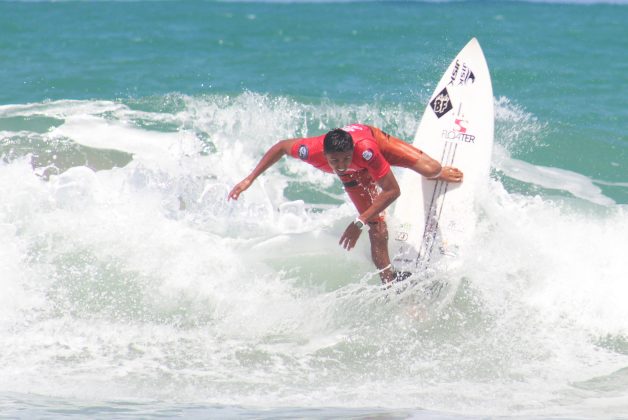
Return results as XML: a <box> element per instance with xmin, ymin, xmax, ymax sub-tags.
<box><xmin>228</xmin><ymin>124</ymin><xmax>463</xmax><ymax>284</ymax></box>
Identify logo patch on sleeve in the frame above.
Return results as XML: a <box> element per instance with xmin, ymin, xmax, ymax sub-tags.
<box><xmin>362</xmin><ymin>149</ymin><xmax>374</xmax><ymax>161</ymax></box>
<box><xmin>298</xmin><ymin>145</ymin><xmax>309</xmax><ymax>160</ymax></box>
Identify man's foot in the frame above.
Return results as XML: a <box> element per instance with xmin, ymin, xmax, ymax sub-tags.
<box><xmin>393</xmin><ymin>271</ymin><xmax>412</xmax><ymax>283</ymax></box>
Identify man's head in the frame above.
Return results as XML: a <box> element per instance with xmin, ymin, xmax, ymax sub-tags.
<box><xmin>324</xmin><ymin>128</ymin><xmax>354</xmax><ymax>173</ymax></box>
<box><xmin>324</xmin><ymin>128</ymin><xmax>353</xmax><ymax>154</ymax></box>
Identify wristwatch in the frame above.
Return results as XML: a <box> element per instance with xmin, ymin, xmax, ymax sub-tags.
<box><xmin>354</xmin><ymin>217</ymin><xmax>365</xmax><ymax>230</ymax></box>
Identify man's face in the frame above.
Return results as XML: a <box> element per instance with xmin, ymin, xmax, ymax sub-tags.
<box><xmin>324</xmin><ymin>150</ymin><xmax>353</xmax><ymax>174</ymax></box>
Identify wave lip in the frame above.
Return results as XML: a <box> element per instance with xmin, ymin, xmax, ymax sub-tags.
<box><xmin>493</xmin><ymin>144</ymin><xmax>616</xmax><ymax>206</ymax></box>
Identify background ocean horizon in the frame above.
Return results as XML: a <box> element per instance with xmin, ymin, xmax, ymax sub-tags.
<box><xmin>1</xmin><ymin>0</ymin><xmax>627</xmax><ymax>418</ymax></box>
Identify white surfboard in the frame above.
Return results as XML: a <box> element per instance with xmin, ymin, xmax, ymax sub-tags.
<box><xmin>391</xmin><ymin>38</ymin><xmax>494</xmax><ymax>275</ymax></box>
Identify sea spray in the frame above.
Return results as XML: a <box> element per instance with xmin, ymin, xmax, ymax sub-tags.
<box><xmin>1</xmin><ymin>93</ymin><xmax>626</xmax><ymax>416</ymax></box>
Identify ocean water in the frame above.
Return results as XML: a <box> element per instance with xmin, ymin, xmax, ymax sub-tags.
<box><xmin>1</xmin><ymin>0</ymin><xmax>627</xmax><ymax>418</ymax></box>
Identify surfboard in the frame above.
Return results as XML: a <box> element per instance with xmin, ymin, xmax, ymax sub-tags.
<box><xmin>391</xmin><ymin>38</ymin><xmax>494</xmax><ymax>275</ymax></box>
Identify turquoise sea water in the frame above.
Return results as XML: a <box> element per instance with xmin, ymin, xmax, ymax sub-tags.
<box><xmin>1</xmin><ymin>0</ymin><xmax>627</xmax><ymax>418</ymax></box>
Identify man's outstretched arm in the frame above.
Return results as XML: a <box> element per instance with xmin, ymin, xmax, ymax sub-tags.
<box><xmin>228</xmin><ymin>139</ymin><xmax>296</xmax><ymax>200</ymax></box>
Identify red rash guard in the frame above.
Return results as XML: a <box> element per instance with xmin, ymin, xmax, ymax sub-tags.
<box><xmin>289</xmin><ymin>124</ymin><xmax>391</xmax><ymax>181</ymax></box>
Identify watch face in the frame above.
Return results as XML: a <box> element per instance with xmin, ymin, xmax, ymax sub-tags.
<box><xmin>355</xmin><ymin>220</ymin><xmax>364</xmax><ymax>229</ymax></box>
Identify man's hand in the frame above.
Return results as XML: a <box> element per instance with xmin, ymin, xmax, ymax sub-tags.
<box><xmin>228</xmin><ymin>177</ymin><xmax>252</xmax><ymax>201</ymax></box>
<box><xmin>339</xmin><ymin>221</ymin><xmax>363</xmax><ymax>251</ymax></box>
<box><xmin>436</xmin><ymin>166</ymin><xmax>464</xmax><ymax>183</ymax></box>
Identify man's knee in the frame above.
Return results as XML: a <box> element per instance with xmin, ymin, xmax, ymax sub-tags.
<box><xmin>368</xmin><ymin>220</ymin><xmax>389</xmax><ymax>242</ymax></box>
<box><xmin>365</xmin><ymin>220</ymin><xmax>392</xmax><ymax>279</ymax></box>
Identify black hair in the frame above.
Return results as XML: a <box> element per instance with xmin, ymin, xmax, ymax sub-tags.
<box><xmin>323</xmin><ymin>128</ymin><xmax>354</xmax><ymax>154</ymax></box>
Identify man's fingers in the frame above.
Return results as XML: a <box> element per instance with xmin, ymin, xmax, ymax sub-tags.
<box><xmin>441</xmin><ymin>166</ymin><xmax>464</xmax><ymax>182</ymax></box>
<box><xmin>339</xmin><ymin>229</ymin><xmax>357</xmax><ymax>250</ymax></box>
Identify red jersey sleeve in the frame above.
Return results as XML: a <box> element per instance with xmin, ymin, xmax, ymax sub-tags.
<box><xmin>354</xmin><ymin>139</ymin><xmax>391</xmax><ymax>181</ymax></box>
<box><xmin>288</xmin><ymin>134</ymin><xmax>332</xmax><ymax>172</ymax></box>
<box><xmin>289</xmin><ymin>140</ymin><xmax>303</xmax><ymax>159</ymax></box>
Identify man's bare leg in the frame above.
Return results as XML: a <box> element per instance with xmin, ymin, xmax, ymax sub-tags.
<box><xmin>368</xmin><ymin>221</ymin><xmax>395</xmax><ymax>284</ymax></box>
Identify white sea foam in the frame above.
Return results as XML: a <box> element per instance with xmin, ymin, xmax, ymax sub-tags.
<box><xmin>50</xmin><ymin>115</ymin><xmax>202</xmax><ymax>165</ymax></box>
<box><xmin>1</xmin><ymin>95</ymin><xmax>627</xmax><ymax>416</ymax></box>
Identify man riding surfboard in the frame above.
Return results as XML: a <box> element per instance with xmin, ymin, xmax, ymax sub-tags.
<box><xmin>228</xmin><ymin>124</ymin><xmax>463</xmax><ymax>284</ymax></box>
